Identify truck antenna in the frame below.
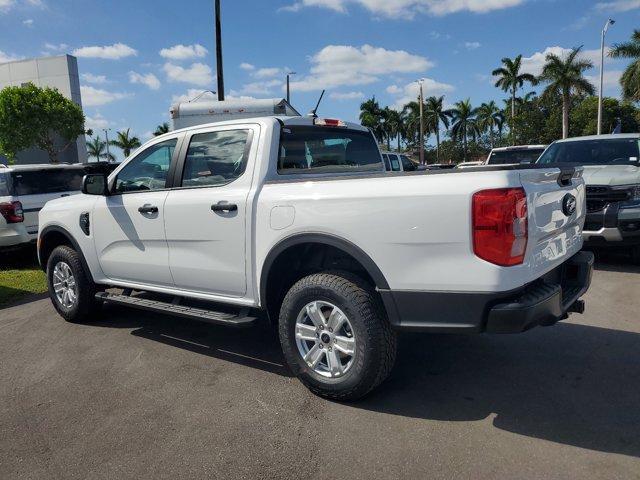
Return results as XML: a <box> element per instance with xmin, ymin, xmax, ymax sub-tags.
<box><xmin>308</xmin><ymin>90</ymin><xmax>325</xmax><ymax>118</ymax></box>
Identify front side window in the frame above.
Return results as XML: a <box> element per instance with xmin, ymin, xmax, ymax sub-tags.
<box><xmin>382</xmin><ymin>154</ymin><xmax>391</xmax><ymax>171</ymax></box>
<box><xmin>400</xmin><ymin>155</ymin><xmax>417</xmax><ymax>171</ymax></box>
<box><xmin>11</xmin><ymin>169</ymin><xmax>84</xmax><ymax>195</ymax></box>
<box><xmin>538</xmin><ymin>139</ymin><xmax>640</xmax><ymax>166</ymax></box>
<box><xmin>181</xmin><ymin>129</ymin><xmax>250</xmax><ymax>187</ymax></box>
<box><xmin>278</xmin><ymin>126</ymin><xmax>383</xmax><ymax>174</ymax></box>
<box><xmin>114</xmin><ymin>139</ymin><xmax>177</xmax><ymax>193</ymax></box>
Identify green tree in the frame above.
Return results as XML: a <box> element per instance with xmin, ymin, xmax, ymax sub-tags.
<box><xmin>0</xmin><ymin>83</ymin><xmax>85</xmax><ymax>163</ymax></box>
<box><xmin>86</xmin><ymin>136</ymin><xmax>115</xmax><ymax>162</ymax></box>
<box><xmin>492</xmin><ymin>55</ymin><xmax>538</xmax><ymax>144</ymax></box>
<box><xmin>609</xmin><ymin>29</ymin><xmax>640</xmax><ymax>102</ymax></box>
<box><xmin>476</xmin><ymin>101</ymin><xmax>504</xmax><ymax>148</ymax></box>
<box><xmin>451</xmin><ymin>99</ymin><xmax>479</xmax><ymax>161</ymax></box>
<box><xmin>424</xmin><ymin>96</ymin><xmax>452</xmax><ymax>162</ymax></box>
<box><xmin>110</xmin><ymin>128</ymin><xmax>142</xmax><ymax>158</ymax></box>
<box><xmin>570</xmin><ymin>96</ymin><xmax>639</xmax><ymax>136</ymax></box>
<box><xmin>383</xmin><ymin>108</ymin><xmax>403</xmax><ymax>151</ymax></box>
<box><xmin>359</xmin><ymin>97</ymin><xmax>385</xmax><ymax>143</ymax></box>
<box><xmin>539</xmin><ymin>46</ymin><xmax>595</xmax><ymax>139</ymax></box>
<box><xmin>402</xmin><ymin>101</ymin><xmax>423</xmax><ymax>149</ymax></box>
<box><xmin>154</xmin><ymin>122</ymin><xmax>170</xmax><ymax>136</ymax></box>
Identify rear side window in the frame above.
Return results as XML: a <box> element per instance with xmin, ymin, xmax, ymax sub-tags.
<box><xmin>278</xmin><ymin>126</ymin><xmax>383</xmax><ymax>174</ymax></box>
<box><xmin>11</xmin><ymin>169</ymin><xmax>83</xmax><ymax>195</ymax></box>
<box><xmin>181</xmin><ymin>129</ymin><xmax>250</xmax><ymax>187</ymax></box>
<box><xmin>0</xmin><ymin>172</ymin><xmax>10</xmax><ymax>196</ymax></box>
<box><xmin>390</xmin><ymin>155</ymin><xmax>401</xmax><ymax>171</ymax></box>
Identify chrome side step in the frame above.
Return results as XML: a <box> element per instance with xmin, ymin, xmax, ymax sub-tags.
<box><xmin>95</xmin><ymin>292</ymin><xmax>258</xmax><ymax>328</ymax></box>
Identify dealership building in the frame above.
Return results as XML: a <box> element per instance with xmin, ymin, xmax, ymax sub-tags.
<box><xmin>0</xmin><ymin>54</ymin><xmax>87</xmax><ymax>165</ymax></box>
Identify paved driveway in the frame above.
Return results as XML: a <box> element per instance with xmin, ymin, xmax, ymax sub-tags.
<box><xmin>1</xmin><ymin>255</ymin><xmax>639</xmax><ymax>479</ymax></box>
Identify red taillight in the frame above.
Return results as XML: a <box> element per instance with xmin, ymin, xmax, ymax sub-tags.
<box><xmin>0</xmin><ymin>201</ymin><xmax>24</xmax><ymax>224</ymax></box>
<box><xmin>472</xmin><ymin>188</ymin><xmax>528</xmax><ymax>266</ymax></box>
<box><xmin>315</xmin><ymin>118</ymin><xmax>346</xmax><ymax>127</ymax></box>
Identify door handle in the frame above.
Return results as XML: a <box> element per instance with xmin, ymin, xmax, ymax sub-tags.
<box><xmin>138</xmin><ymin>205</ymin><xmax>159</xmax><ymax>214</ymax></box>
<box><xmin>211</xmin><ymin>203</ymin><xmax>238</xmax><ymax>213</ymax></box>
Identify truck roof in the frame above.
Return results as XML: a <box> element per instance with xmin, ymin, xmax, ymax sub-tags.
<box><xmin>0</xmin><ymin>163</ymin><xmax>86</xmax><ymax>172</ymax></box>
<box><xmin>491</xmin><ymin>145</ymin><xmax>547</xmax><ymax>152</ymax></box>
<box><xmin>554</xmin><ymin>133</ymin><xmax>640</xmax><ymax>143</ymax></box>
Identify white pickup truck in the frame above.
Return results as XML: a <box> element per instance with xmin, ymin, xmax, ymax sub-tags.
<box><xmin>38</xmin><ymin>116</ymin><xmax>593</xmax><ymax>400</ymax></box>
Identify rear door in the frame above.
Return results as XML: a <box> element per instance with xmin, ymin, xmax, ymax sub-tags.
<box><xmin>163</xmin><ymin>125</ymin><xmax>257</xmax><ymax>296</ymax></box>
<box><xmin>11</xmin><ymin>168</ymin><xmax>84</xmax><ymax>236</ymax></box>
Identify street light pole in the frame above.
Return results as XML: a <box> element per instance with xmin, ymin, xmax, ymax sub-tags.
<box><xmin>418</xmin><ymin>79</ymin><xmax>425</xmax><ymax>165</ymax></box>
<box><xmin>598</xmin><ymin>18</ymin><xmax>615</xmax><ymax>135</ymax></box>
<box><xmin>215</xmin><ymin>0</ymin><xmax>225</xmax><ymax>101</ymax></box>
<box><xmin>103</xmin><ymin>129</ymin><xmax>111</xmax><ymax>163</ymax></box>
<box><xmin>286</xmin><ymin>72</ymin><xmax>296</xmax><ymax>104</ymax></box>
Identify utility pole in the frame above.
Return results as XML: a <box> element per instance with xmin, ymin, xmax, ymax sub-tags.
<box><xmin>215</xmin><ymin>0</ymin><xmax>225</xmax><ymax>101</ymax></box>
<box><xmin>286</xmin><ymin>72</ymin><xmax>296</xmax><ymax>104</ymax></box>
<box><xmin>598</xmin><ymin>18</ymin><xmax>615</xmax><ymax>135</ymax></box>
<box><xmin>418</xmin><ymin>79</ymin><xmax>425</xmax><ymax>165</ymax></box>
<box><xmin>103</xmin><ymin>129</ymin><xmax>112</xmax><ymax>163</ymax></box>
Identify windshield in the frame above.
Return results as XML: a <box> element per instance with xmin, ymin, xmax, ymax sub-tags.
<box><xmin>487</xmin><ymin>149</ymin><xmax>545</xmax><ymax>165</ymax></box>
<box><xmin>278</xmin><ymin>126</ymin><xmax>383</xmax><ymax>174</ymax></box>
<box><xmin>537</xmin><ymin>138</ymin><xmax>640</xmax><ymax>166</ymax></box>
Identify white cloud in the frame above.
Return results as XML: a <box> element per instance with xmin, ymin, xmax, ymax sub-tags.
<box><xmin>171</xmin><ymin>89</ymin><xmax>217</xmax><ymax>103</ymax></box>
<box><xmin>595</xmin><ymin>0</ymin><xmax>640</xmax><ymax>12</ymax></box>
<box><xmin>80</xmin><ymin>73</ymin><xmax>108</xmax><ymax>84</ymax></box>
<box><xmin>329</xmin><ymin>91</ymin><xmax>365</xmax><ymax>100</ymax></box>
<box><xmin>163</xmin><ymin>62</ymin><xmax>213</xmax><ymax>87</ymax></box>
<box><xmin>254</xmin><ymin>67</ymin><xmax>282</xmax><ymax>78</ymax></box>
<box><xmin>129</xmin><ymin>71</ymin><xmax>161</xmax><ymax>90</ymax></box>
<box><xmin>280</xmin><ymin>0</ymin><xmax>524</xmax><ymax>18</ymax></box>
<box><xmin>81</xmin><ymin>85</ymin><xmax>132</xmax><ymax>107</ymax></box>
<box><xmin>22</xmin><ymin>18</ymin><xmax>33</xmax><ymax>26</ymax></box>
<box><xmin>0</xmin><ymin>50</ymin><xmax>22</xmax><ymax>63</ymax></box>
<box><xmin>387</xmin><ymin>79</ymin><xmax>455</xmax><ymax>110</ymax></box>
<box><xmin>73</xmin><ymin>43</ymin><xmax>137</xmax><ymax>60</ymax></box>
<box><xmin>44</xmin><ymin>42</ymin><xmax>68</xmax><ymax>52</ymax></box>
<box><xmin>240</xmin><ymin>62</ymin><xmax>255</xmax><ymax>71</ymax></box>
<box><xmin>0</xmin><ymin>0</ymin><xmax>14</xmax><ymax>10</ymax></box>
<box><xmin>586</xmin><ymin>70</ymin><xmax>623</xmax><ymax>95</ymax></box>
<box><xmin>85</xmin><ymin>113</ymin><xmax>110</xmax><ymax>131</ymax></box>
<box><xmin>290</xmin><ymin>44</ymin><xmax>432</xmax><ymax>92</ymax></box>
<box><xmin>240</xmin><ymin>79</ymin><xmax>283</xmax><ymax>95</ymax></box>
<box><xmin>520</xmin><ymin>46</ymin><xmax>608</xmax><ymax>77</ymax></box>
<box><xmin>159</xmin><ymin>44</ymin><xmax>208</xmax><ymax>60</ymax></box>
<box><xmin>464</xmin><ymin>41</ymin><xmax>481</xmax><ymax>50</ymax></box>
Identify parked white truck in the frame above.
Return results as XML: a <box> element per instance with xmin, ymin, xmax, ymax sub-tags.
<box><xmin>37</xmin><ymin>116</ymin><xmax>593</xmax><ymax>400</ymax></box>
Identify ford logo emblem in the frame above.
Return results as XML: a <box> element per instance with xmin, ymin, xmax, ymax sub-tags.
<box><xmin>562</xmin><ymin>193</ymin><xmax>577</xmax><ymax>216</ymax></box>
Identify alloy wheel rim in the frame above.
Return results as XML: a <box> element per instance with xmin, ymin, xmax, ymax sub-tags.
<box><xmin>52</xmin><ymin>261</ymin><xmax>78</xmax><ymax>309</ymax></box>
<box><xmin>294</xmin><ymin>300</ymin><xmax>356</xmax><ymax>378</ymax></box>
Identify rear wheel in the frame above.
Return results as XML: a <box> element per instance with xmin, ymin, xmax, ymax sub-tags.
<box><xmin>47</xmin><ymin>245</ymin><xmax>101</xmax><ymax>323</ymax></box>
<box><xmin>632</xmin><ymin>245</ymin><xmax>640</xmax><ymax>265</ymax></box>
<box><xmin>278</xmin><ymin>272</ymin><xmax>397</xmax><ymax>401</ymax></box>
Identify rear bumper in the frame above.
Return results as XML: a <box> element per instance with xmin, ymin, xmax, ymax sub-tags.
<box><xmin>380</xmin><ymin>251</ymin><xmax>594</xmax><ymax>334</ymax></box>
<box><xmin>0</xmin><ymin>225</ymin><xmax>34</xmax><ymax>249</ymax></box>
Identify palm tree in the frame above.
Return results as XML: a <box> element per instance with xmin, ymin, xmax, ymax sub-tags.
<box><xmin>424</xmin><ymin>96</ymin><xmax>452</xmax><ymax>163</ymax></box>
<box><xmin>451</xmin><ymin>99</ymin><xmax>480</xmax><ymax>162</ymax></box>
<box><xmin>539</xmin><ymin>46</ymin><xmax>595</xmax><ymax>139</ymax></box>
<box><xmin>492</xmin><ymin>55</ymin><xmax>538</xmax><ymax>144</ymax></box>
<box><xmin>110</xmin><ymin>128</ymin><xmax>142</xmax><ymax>158</ymax></box>
<box><xmin>359</xmin><ymin>97</ymin><xmax>385</xmax><ymax>144</ymax></box>
<box><xmin>476</xmin><ymin>101</ymin><xmax>504</xmax><ymax>148</ymax></box>
<box><xmin>609</xmin><ymin>30</ymin><xmax>640</xmax><ymax>102</ymax></box>
<box><xmin>402</xmin><ymin>101</ymin><xmax>423</xmax><ymax>149</ymax></box>
<box><xmin>86</xmin><ymin>137</ymin><xmax>114</xmax><ymax>162</ymax></box>
<box><xmin>154</xmin><ymin>122</ymin><xmax>170</xmax><ymax>136</ymax></box>
<box><xmin>383</xmin><ymin>108</ymin><xmax>403</xmax><ymax>151</ymax></box>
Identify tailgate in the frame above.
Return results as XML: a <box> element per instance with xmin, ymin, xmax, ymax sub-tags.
<box><xmin>519</xmin><ymin>166</ymin><xmax>585</xmax><ymax>276</ymax></box>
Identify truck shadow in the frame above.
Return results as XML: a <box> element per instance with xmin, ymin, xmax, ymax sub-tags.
<box><xmin>361</xmin><ymin>323</ymin><xmax>640</xmax><ymax>458</ymax></box>
<box><xmin>94</xmin><ymin>305</ymin><xmax>639</xmax><ymax>458</ymax></box>
<box><xmin>590</xmin><ymin>247</ymin><xmax>640</xmax><ymax>274</ymax></box>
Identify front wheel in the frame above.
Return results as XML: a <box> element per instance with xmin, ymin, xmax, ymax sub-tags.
<box><xmin>46</xmin><ymin>245</ymin><xmax>101</xmax><ymax>323</ymax></box>
<box><xmin>278</xmin><ymin>272</ymin><xmax>397</xmax><ymax>401</ymax></box>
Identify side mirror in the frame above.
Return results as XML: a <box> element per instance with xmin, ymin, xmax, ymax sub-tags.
<box><xmin>82</xmin><ymin>174</ymin><xmax>109</xmax><ymax>196</ymax></box>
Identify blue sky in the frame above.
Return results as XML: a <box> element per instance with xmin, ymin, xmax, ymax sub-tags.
<box><xmin>1</xmin><ymin>0</ymin><xmax>640</xmax><ymax>156</ymax></box>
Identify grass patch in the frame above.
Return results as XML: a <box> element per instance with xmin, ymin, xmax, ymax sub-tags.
<box><xmin>0</xmin><ymin>248</ymin><xmax>47</xmax><ymax>307</ymax></box>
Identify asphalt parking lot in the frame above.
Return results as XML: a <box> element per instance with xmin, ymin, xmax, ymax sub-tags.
<box><xmin>1</xmin><ymin>252</ymin><xmax>639</xmax><ymax>480</ymax></box>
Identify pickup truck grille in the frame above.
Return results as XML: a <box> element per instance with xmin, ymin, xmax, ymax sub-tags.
<box><xmin>586</xmin><ymin>185</ymin><xmax>630</xmax><ymax>213</ymax></box>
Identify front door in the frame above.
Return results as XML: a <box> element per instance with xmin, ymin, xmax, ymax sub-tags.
<box><xmin>93</xmin><ymin>137</ymin><xmax>179</xmax><ymax>287</ymax></box>
<box><xmin>164</xmin><ymin>126</ymin><xmax>256</xmax><ymax>297</ymax></box>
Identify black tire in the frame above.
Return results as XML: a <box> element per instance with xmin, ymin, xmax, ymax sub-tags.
<box><xmin>46</xmin><ymin>245</ymin><xmax>101</xmax><ymax>323</ymax></box>
<box><xmin>632</xmin><ymin>245</ymin><xmax>640</xmax><ymax>265</ymax></box>
<box><xmin>278</xmin><ymin>272</ymin><xmax>397</xmax><ymax>401</ymax></box>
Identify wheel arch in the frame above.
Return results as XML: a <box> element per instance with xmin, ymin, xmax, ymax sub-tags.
<box><xmin>39</xmin><ymin>226</ymin><xmax>95</xmax><ymax>282</ymax></box>
<box><xmin>259</xmin><ymin>233</ymin><xmax>390</xmax><ymax>322</ymax></box>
